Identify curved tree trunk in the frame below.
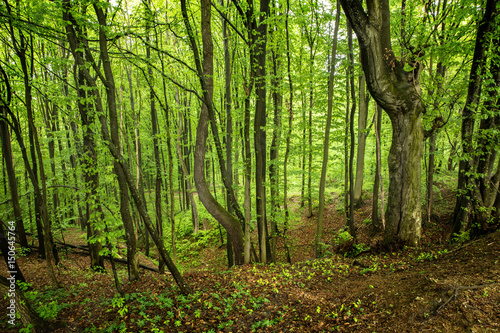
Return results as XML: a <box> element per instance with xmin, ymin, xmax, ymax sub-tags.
<box><xmin>181</xmin><ymin>0</ymin><xmax>245</xmax><ymax>264</ymax></box>
<box><xmin>340</xmin><ymin>0</ymin><xmax>425</xmax><ymax>246</ymax></box>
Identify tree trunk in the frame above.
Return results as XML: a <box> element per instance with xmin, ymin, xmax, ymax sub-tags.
<box><xmin>252</xmin><ymin>0</ymin><xmax>271</xmax><ymax>263</ymax></box>
<box><xmin>452</xmin><ymin>0</ymin><xmax>498</xmax><ymax>235</ymax></box>
<box><xmin>93</xmin><ymin>5</ymin><xmax>139</xmax><ymax>281</ymax></box>
<box><xmin>354</xmin><ymin>73</ymin><xmax>369</xmax><ymax>206</ymax></box>
<box><xmin>340</xmin><ymin>0</ymin><xmax>425</xmax><ymax>245</ymax></box>
<box><xmin>282</xmin><ymin>0</ymin><xmax>294</xmax><ymax>264</ymax></box>
<box><xmin>181</xmin><ymin>0</ymin><xmax>245</xmax><ymax>264</ymax></box>
<box><xmin>0</xmin><ymin>118</ymin><xmax>28</xmax><ymax>248</ymax></box>
<box><xmin>347</xmin><ymin>21</ymin><xmax>356</xmax><ymax>238</ymax></box>
<box><xmin>315</xmin><ymin>1</ymin><xmax>340</xmax><ymax>258</ymax></box>
<box><xmin>75</xmin><ymin>57</ymin><xmax>104</xmax><ymax>272</ymax></box>
<box><xmin>144</xmin><ymin>1</ymin><xmax>165</xmax><ymax>271</ymax></box>
<box><xmin>426</xmin><ymin>133</ymin><xmax>437</xmax><ymax>225</ymax></box>
<box><xmin>222</xmin><ymin>5</ymin><xmax>235</xmax><ymax>266</ymax></box>
<box><xmin>372</xmin><ymin>104</ymin><xmax>385</xmax><ymax>230</ymax></box>
<box><xmin>0</xmin><ymin>275</ymin><xmax>48</xmax><ymax>332</ymax></box>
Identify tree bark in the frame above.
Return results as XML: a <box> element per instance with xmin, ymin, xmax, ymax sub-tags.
<box><xmin>347</xmin><ymin>21</ymin><xmax>357</xmax><ymax>238</ymax></box>
<box><xmin>354</xmin><ymin>73</ymin><xmax>370</xmax><ymax>205</ymax></box>
<box><xmin>181</xmin><ymin>0</ymin><xmax>245</xmax><ymax>264</ymax></box>
<box><xmin>93</xmin><ymin>5</ymin><xmax>139</xmax><ymax>281</ymax></box>
<box><xmin>372</xmin><ymin>104</ymin><xmax>386</xmax><ymax>230</ymax></box>
<box><xmin>252</xmin><ymin>0</ymin><xmax>271</xmax><ymax>263</ymax></box>
<box><xmin>315</xmin><ymin>1</ymin><xmax>340</xmax><ymax>258</ymax></box>
<box><xmin>452</xmin><ymin>0</ymin><xmax>498</xmax><ymax>234</ymax></box>
<box><xmin>0</xmin><ymin>116</ymin><xmax>28</xmax><ymax>249</ymax></box>
<box><xmin>340</xmin><ymin>0</ymin><xmax>425</xmax><ymax>245</ymax></box>
<box><xmin>0</xmin><ymin>275</ymin><xmax>48</xmax><ymax>332</ymax></box>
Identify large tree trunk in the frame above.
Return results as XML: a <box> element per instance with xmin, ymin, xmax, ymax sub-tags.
<box><xmin>384</xmin><ymin>106</ymin><xmax>423</xmax><ymax>245</ymax></box>
<box><xmin>340</xmin><ymin>0</ymin><xmax>425</xmax><ymax>246</ymax></box>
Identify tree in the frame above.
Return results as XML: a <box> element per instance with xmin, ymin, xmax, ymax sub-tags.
<box><xmin>452</xmin><ymin>0</ymin><xmax>499</xmax><ymax>235</ymax></box>
<box><xmin>63</xmin><ymin>0</ymin><xmax>190</xmax><ymax>293</ymax></box>
<box><xmin>181</xmin><ymin>0</ymin><xmax>246</xmax><ymax>264</ymax></box>
<box><xmin>316</xmin><ymin>0</ymin><xmax>341</xmax><ymax>258</ymax></box>
<box><xmin>353</xmin><ymin>72</ymin><xmax>370</xmax><ymax>206</ymax></box>
<box><xmin>340</xmin><ymin>0</ymin><xmax>425</xmax><ymax>245</ymax></box>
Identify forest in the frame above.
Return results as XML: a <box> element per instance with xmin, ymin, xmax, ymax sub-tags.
<box><xmin>0</xmin><ymin>0</ymin><xmax>499</xmax><ymax>331</ymax></box>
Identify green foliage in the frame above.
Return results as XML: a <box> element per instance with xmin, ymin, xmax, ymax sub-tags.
<box><xmin>23</xmin><ymin>286</ymin><xmax>70</xmax><ymax>321</ymax></box>
<box><xmin>334</xmin><ymin>230</ymin><xmax>353</xmax><ymax>245</ymax></box>
<box><xmin>452</xmin><ymin>230</ymin><xmax>470</xmax><ymax>243</ymax></box>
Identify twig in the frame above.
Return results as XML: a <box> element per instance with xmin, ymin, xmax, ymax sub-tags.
<box><xmin>434</xmin><ymin>283</ymin><xmax>499</xmax><ymax>314</ymax></box>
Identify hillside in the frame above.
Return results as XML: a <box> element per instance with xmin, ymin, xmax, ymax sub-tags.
<box><xmin>1</xmin><ymin>190</ymin><xmax>499</xmax><ymax>332</ymax></box>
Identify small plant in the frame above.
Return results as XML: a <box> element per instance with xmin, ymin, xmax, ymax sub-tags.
<box><xmin>336</xmin><ymin>230</ymin><xmax>353</xmax><ymax>245</ymax></box>
<box><xmin>360</xmin><ymin>263</ymin><xmax>379</xmax><ymax>275</ymax></box>
<box><xmin>452</xmin><ymin>230</ymin><xmax>470</xmax><ymax>243</ymax></box>
<box><xmin>110</xmin><ymin>294</ymin><xmax>128</xmax><ymax>317</ymax></box>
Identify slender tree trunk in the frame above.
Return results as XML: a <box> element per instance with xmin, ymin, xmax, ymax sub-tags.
<box><xmin>269</xmin><ymin>49</ymin><xmax>282</xmax><ymax>263</ymax></box>
<box><xmin>315</xmin><ymin>2</ymin><xmax>340</xmax><ymax>258</ymax></box>
<box><xmin>307</xmin><ymin>47</ymin><xmax>314</xmax><ymax>218</ymax></box>
<box><xmin>222</xmin><ymin>5</ymin><xmax>235</xmax><ymax>266</ymax></box>
<box><xmin>175</xmin><ymin>110</ymin><xmax>200</xmax><ymax>235</ymax></box>
<box><xmin>93</xmin><ymin>5</ymin><xmax>139</xmax><ymax>281</ymax></box>
<box><xmin>344</xmin><ymin>70</ymin><xmax>350</xmax><ymax>222</ymax></box>
<box><xmin>426</xmin><ymin>133</ymin><xmax>437</xmax><ymax>225</ymax></box>
<box><xmin>144</xmin><ymin>2</ymin><xmax>165</xmax><ymax>271</ymax></box>
<box><xmin>354</xmin><ymin>72</ymin><xmax>369</xmax><ymax>206</ymax></box>
<box><xmin>372</xmin><ymin>104</ymin><xmax>386</xmax><ymax>230</ymax></box>
<box><xmin>0</xmin><ymin>118</ymin><xmax>28</xmax><ymax>248</ymax></box>
<box><xmin>252</xmin><ymin>0</ymin><xmax>271</xmax><ymax>263</ymax></box>
<box><xmin>347</xmin><ymin>22</ymin><xmax>357</xmax><ymax>238</ymax></box>
<box><xmin>181</xmin><ymin>0</ymin><xmax>245</xmax><ymax>264</ymax></box>
<box><xmin>282</xmin><ymin>0</ymin><xmax>294</xmax><ymax>264</ymax></box>
<box><xmin>243</xmin><ymin>83</ymin><xmax>252</xmax><ymax>264</ymax></box>
<box><xmin>75</xmin><ymin>58</ymin><xmax>105</xmax><ymax>272</ymax></box>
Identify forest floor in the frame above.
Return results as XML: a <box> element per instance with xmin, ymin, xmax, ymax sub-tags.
<box><xmin>1</xmin><ymin>182</ymin><xmax>500</xmax><ymax>332</ymax></box>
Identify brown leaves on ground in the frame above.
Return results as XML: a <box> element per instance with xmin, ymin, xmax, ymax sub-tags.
<box><xmin>1</xmin><ymin>189</ymin><xmax>499</xmax><ymax>332</ymax></box>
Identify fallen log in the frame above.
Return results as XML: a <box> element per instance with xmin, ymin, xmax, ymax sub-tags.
<box><xmin>25</xmin><ymin>241</ymin><xmax>161</xmax><ymax>273</ymax></box>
